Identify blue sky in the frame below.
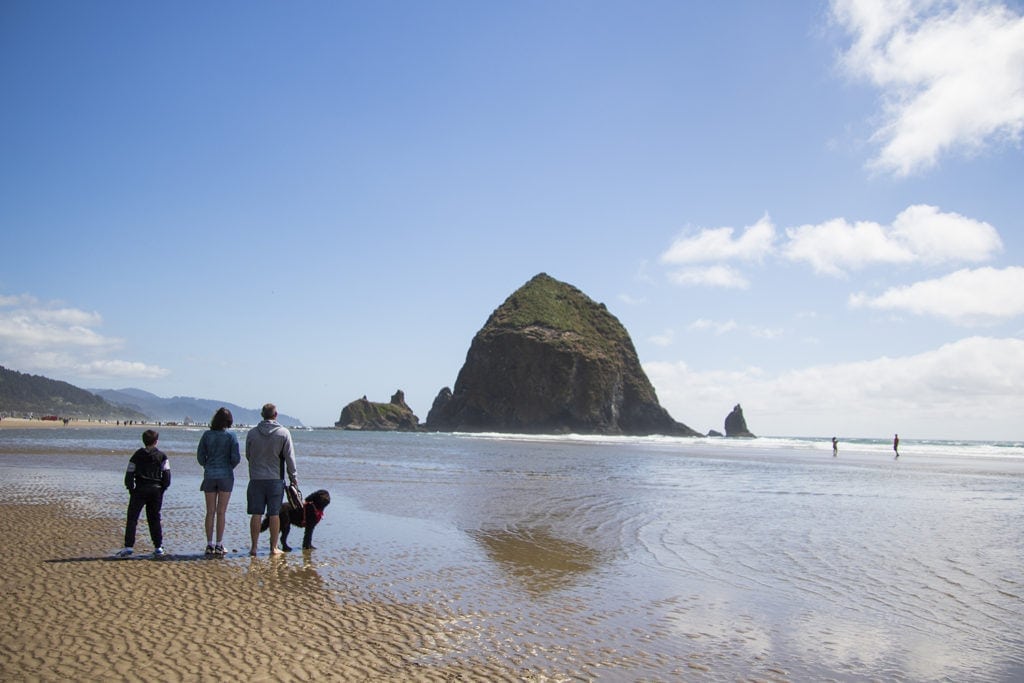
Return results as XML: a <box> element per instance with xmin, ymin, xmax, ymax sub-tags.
<box><xmin>2</xmin><ymin>1</ymin><xmax>1022</xmax><ymax>439</ymax></box>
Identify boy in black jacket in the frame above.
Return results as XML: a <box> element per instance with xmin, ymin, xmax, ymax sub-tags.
<box><xmin>116</xmin><ymin>429</ymin><xmax>171</xmax><ymax>557</ymax></box>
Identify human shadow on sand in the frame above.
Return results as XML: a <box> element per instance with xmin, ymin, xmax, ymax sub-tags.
<box><xmin>44</xmin><ymin>550</ymin><xmax>286</xmax><ymax>564</ymax></box>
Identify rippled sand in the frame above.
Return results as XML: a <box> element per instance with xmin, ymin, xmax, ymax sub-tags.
<box><xmin>0</xmin><ymin>497</ymin><xmax>529</xmax><ymax>681</ymax></box>
<box><xmin>0</xmin><ymin>481</ymin><xmax>811</xmax><ymax>682</ymax></box>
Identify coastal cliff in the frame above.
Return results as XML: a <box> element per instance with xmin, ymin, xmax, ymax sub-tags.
<box><xmin>426</xmin><ymin>273</ymin><xmax>700</xmax><ymax>436</ymax></box>
<box><xmin>335</xmin><ymin>390</ymin><xmax>420</xmax><ymax>431</ymax></box>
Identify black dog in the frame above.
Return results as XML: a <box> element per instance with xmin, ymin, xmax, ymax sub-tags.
<box><xmin>261</xmin><ymin>489</ymin><xmax>330</xmax><ymax>551</ymax></box>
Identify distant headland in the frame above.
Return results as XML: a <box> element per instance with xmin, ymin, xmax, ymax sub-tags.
<box><xmin>0</xmin><ymin>366</ymin><xmax>303</xmax><ymax>427</ymax></box>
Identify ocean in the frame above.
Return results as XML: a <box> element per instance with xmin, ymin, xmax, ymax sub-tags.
<box><xmin>2</xmin><ymin>427</ymin><xmax>1022</xmax><ymax>681</ymax></box>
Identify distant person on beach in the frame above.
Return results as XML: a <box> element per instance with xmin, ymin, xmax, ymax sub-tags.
<box><xmin>116</xmin><ymin>429</ymin><xmax>171</xmax><ymax>558</ymax></box>
<box><xmin>893</xmin><ymin>433</ymin><xmax>900</xmax><ymax>459</ymax></box>
<box><xmin>197</xmin><ymin>407</ymin><xmax>241</xmax><ymax>556</ymax></box>
<box><xmin>245</xmin><ymin>403</ymin><xmax>297</xmax><ymax>556</ymax></box>
<box><xmin>832</xmin><ymin>436</ymin><xmax>838</xmax><ymax>457</ymax></box>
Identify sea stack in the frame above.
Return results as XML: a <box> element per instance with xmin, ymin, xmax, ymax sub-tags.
<box><xmin>724</xmin><ymin>403</ymin><xmax>756</xmax><ymax>438</ymax></box>
<box><xmin>426</xmin><ymin>273</ymin><xmax>700</xmax><ymax>436</ymax></box>
<box><xmin>335</xmin><ymin>390</ymin><xmax>420</xmax><ymax>431</ymax></box>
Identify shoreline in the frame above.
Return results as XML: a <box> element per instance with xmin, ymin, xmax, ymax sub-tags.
<box><xmin>0</xmin><ymin>417</ymin><xmax>311</xmax><ymax>431</ymax></box>
<box><xmin>0</xmin><ymin>484</ymin><xmax>525</xmax><ymax>681</ymax></box>
<box><xmin>0</xmin><ymin>417</ymin><xmax>171</xmax><ymax>430</ymax></box>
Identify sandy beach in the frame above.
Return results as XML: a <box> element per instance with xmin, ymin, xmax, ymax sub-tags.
<box><xmin>0</xmin><ymin>417</ymin><xmax>157</xmax><ymax>430</ymax></box>
<box><xmin>3</xmin><ymin>427</ymin><xmax>1022</xmax><ymax>681</ymax></box>
<box><xmin>0</xmin><ymin>494</ymin><xmax>522</xmax><ymax>682</ymax></box>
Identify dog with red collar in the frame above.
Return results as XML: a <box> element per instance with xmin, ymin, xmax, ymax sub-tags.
<box><xmin>261</xmin><ymin>488</ymin><xmax>330</xmax><ymax>551</ymax></box>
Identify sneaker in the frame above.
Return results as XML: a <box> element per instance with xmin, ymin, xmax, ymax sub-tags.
<box><xmin>214</xmin><ymin>544</ymin><xmax>225</xmax><ymax>556</ymax></box>
<box><xmin>153</xmin><ymin>547</ymin><xmax>165</xmax><ymax>557</ymax></box>
<box><xmin>205</xmin><ymin>545</ymin><xmax>215</xmax><ymax>556</ymax></box>
<box><xmin>115</xmin><ymin>547</ymin><xmax>133</xmax><ymax>558</ymax></box>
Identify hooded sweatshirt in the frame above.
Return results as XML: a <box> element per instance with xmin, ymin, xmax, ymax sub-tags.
<box><xmin>125</xmin><ymin>446</ymin><xmax>171</xmax><ymax>490</ymax></box>
<box><xmin>245</xmin><ymin>419</ymin><xmax>297</xmax><ymax>481</ymax></box>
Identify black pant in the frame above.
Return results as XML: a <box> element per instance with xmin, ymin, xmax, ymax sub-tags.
<box><xmin>124</xmin><ymin>487</ymin><xmax>164</xmax><ymax>549</ymax></box>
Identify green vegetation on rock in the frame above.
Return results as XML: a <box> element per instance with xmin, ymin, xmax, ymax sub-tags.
<box><xmin>483</xmin><ymin>273</ymin><xmax>631</xmax><ymax>358</ymax></box>
<box><xmin>427</xmin><ymin>273</ymin><xmax>699</xmax><ymax>436</ymax></box>
<box><xmin>335</xmin><ymin>390</ymin><xmax>419</xmax><ymax>431</ymax></box>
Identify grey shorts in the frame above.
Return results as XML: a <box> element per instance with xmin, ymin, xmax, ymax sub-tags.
<box><xmin>200</xmin><ymin>477</ymin><xmax>234</xmax><ymax>493</ymax></box>
<box><xmin>247</xmin><ymin>479</ymin><xmax>284</xmax><ymax>515</ymax></box>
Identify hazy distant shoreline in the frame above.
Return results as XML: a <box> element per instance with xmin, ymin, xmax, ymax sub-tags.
<box><xmin>0</xmin><ymin>417</ymin><xmax>283</xmax><ymax>430</ymax></box>
<box><xmin>0</xmin><ymin>417</ymin><xmax>151</xmax><ymax>429</ymax></box>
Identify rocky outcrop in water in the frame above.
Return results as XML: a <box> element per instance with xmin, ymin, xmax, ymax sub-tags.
<box><xmin>335</xmin><ymin>390</ymin><xmax>420</xmax><ymax>431</ymax></box>
<box><xmin>426</xmin><ymin>273</ymin><xmax>700</xmax><ymax>436</ymax></box>
<box><xmin>724</xmin><ymin>403</ymin><xmax>756</xmax><ymax>438</ymax></box>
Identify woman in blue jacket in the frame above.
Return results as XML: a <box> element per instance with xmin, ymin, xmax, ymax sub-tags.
<box><xmin>197</xmin><ymin>407</ymin><xmax>241</xmax><ymax>555</ymax></box>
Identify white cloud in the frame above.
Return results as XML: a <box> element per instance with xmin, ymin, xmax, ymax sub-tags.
<box><xmin>646</xmin><ymin>336</ymin><xmax>1024</xmax><ymax>439</ymax></box>
<box><xmin>850</xmin><ymin>266</ymin><xmax>1024</xmax><ymax>324</ymax></box>
<box><xmin>689</xmin><ymin>318</ymin><xmax>783</xmax><ymax>339</ymax></box>
<box><xmin>78</xmin><ymin>360</ymin><xmax>170</xmax><ymax>379</ymax></box>
<box><xmin>784</xmin><ymin>204</ymin><xmax>1001</xmax><ymax>275</ymax></box>
<box><xmin>890</xmin><ymin>204</ymin><xmax>1002</xmax><ymax>263</ymax></box>
<box><xmin>667</xmin><ymin>265</ymin><xmax>750</xmax><ymax>289</ymax></box>
<box><xmin>32</xmin><ymin>307</ymin><xmax>104</xmax><ymax>328</ymax></box>
<box><xmin>750</xmin><ymin>326</ymin><xmax>784</xmax><ymax>340</ymax></box>
<box><xmin>832</xmin><ymin>0</ymin><xmax>1024</xmax><ymax>176</ymax></box>
<box><xmin>660</xmin><ymin>215</ymin><xmax>775</xmax><ymax>264</ymax></box>
<box><xmin>0</xmin><ymin>311</ymin><xmax>118</xmax><ymax>349</ymax></box>
<box><xmin>689</xmin><ymin>318</ymin><xmax>739</xmax><ymax>335</ymax></box>
<box><xmin>0</xmin><ymin>294</ymin><xmax>36</xmax><ymax>307</ymax></box>
<box><xmin>662</xmin><ymin>205</ymin><xmax>1000</xmax><ymax>282</ymax></box>
<box><xmin>0</xmin><ymin>295</ymin><xmax>169</xmax><ymax>380</ymax></box>
<box><xmin>644</xmin><ymin>360</ymin><xmax>767</xmax><ymax>433</ymax></box>
<box><xmin>785</xmin><ymin>217</ymin><xmax>914</xmax><ymax>275</ymax></box>
<box><xmin>649</xmin><ymin>329</ymin><xmax>675</xmax><ymax>347</ymax></box>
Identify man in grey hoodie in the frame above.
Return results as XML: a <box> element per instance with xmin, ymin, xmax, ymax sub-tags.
<box><xmin>245</xmin><ymin>403</ymin><xmax>298</xmax><ymax>556</ymax></box>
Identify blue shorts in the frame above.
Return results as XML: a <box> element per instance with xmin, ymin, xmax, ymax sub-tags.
<box><xmin>247</xmin><ymin>479</ymin><xmax>284</xmax><ymax>515</ymax></box>
<box><xmin>200</xmin><ymin>477</ymin><xmax>234</xmax><ymax>493</ymax></box>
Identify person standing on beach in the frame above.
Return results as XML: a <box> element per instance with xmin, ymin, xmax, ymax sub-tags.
<box><xmin>117</xmin><ymin>429</ymin><xmax>171</xmax><ymax>558</ymax></box>
<box><xmin>245</xmin><ymin>403</ymin><xmax>297</xmax><ymax>556</ymax></box>
<box><xmin>197</xmin><ymin>407</ymin><xmax>241</xmax><ymax>556</ymax></box>
<box><xmin>832</xmin><ymin>436</ymin><xmax>838</xmax><ymax>457</ymax></box>
<box><xmin>893</xmin><ymin>433</ymin><xmax>900</xmax><ymax>459</ymax></box>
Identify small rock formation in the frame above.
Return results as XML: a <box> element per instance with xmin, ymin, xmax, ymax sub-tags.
<box><xmin>335</xmin><ymin>390</ymin><xmax>420</xmax><ymax>431</ymax></box>
<box><xmin>426</xmin><ymin>273</ymin><xmax>700</xmax><ymax>436</ymax></box>
<box><xmin>428</xmin><ymin>387</ymin><xmax>453</xmax><ymax>420</ymax></box>
<box><xmin>724</xmin><ymin>404</ymin><xmax>756</xmax><ymax>438</ymax></box>
<box><xmin>707</xmin><ymin>429</ymin><xmax>724</xmax><ymax>437</ymax></box>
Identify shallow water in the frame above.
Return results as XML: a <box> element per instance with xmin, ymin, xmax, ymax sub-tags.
<box><xmin>2</xmin><ymin>428</ymin><xmax>1022</xmax><ymax>681</ymax></box>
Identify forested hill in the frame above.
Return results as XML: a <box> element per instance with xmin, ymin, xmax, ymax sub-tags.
<box><xmin>92</xmin><ymin>388</ymin><xmax>305</xmax><ymax>427</ymax></box>
<box><xmin>0</xmin><ymin>366</ymin><xmax>306</xmax><ymax>426</ymax></box>
<box><xmin>0</xmin><ymin>365</ymin><xmax>146</xmax><ymax>421</ymax></box>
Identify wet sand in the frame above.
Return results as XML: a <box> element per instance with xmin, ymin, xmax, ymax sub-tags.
<box><xmin>4</xmin><ymin>428</ymin><xmax>1022</xmax><ymax>681</ymax></box>
<box><xmin>0</xmin><ymin>494</ymin><xmax>524</xmax><ymax>682</ymax></box>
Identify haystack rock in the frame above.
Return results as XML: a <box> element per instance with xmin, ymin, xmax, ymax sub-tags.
<box><xmin>335</xmin><ymin>390</ymin><xmax>419</xmax><ymax>431</ymax></box>
<box><xmin>426</xmin><ymin>273</ymin><xmax>700</xmax><ymax>436</ymax></box>
<box><xmin>724</xmin><ymin>403</ymin><xmax>756</xmax><ymax>438</ymax></box>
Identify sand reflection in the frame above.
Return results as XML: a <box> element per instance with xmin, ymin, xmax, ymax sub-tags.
<box><xmin>470</xmin><ymin>526</ymin><xmax>601</xmax><ymax>594</ymax></box>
